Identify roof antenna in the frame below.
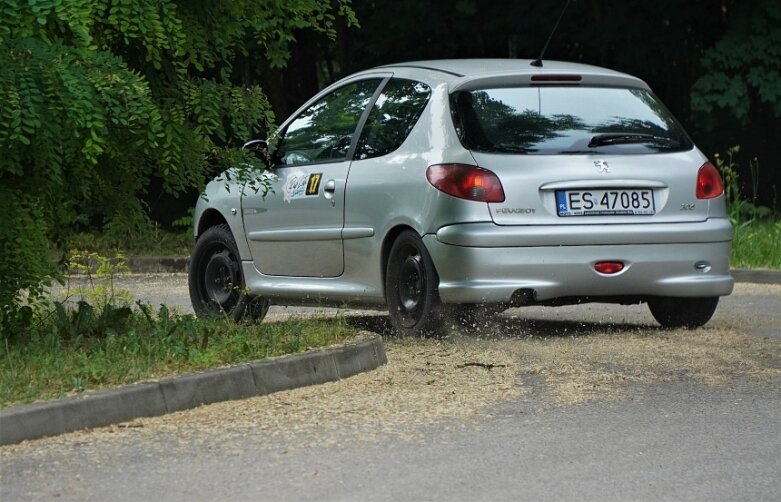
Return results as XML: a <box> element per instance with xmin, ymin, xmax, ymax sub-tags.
<box><xmin>530</xmin><ymin>0</ymin><xmax>572</xmax><ymax>67</ymax></box>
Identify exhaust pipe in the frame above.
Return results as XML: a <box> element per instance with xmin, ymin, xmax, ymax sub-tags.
<box><xmin>510</xmin><ymin>288</ymin><xmax>536</xmax><ymax>307</ymax></box>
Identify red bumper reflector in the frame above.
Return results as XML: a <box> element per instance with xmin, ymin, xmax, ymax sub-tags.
<box><xmin>595</xmin><ymin>261</ymin><xmax>625</xmax><ymax>274</ymax></box>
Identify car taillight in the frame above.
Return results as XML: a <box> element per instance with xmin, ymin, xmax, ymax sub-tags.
<box><xmin>426</xmin><ymin>164</ymin><xmax>505</xmax><ymax>203</ymax></box>
<box><xmin>696</xmin><ymin>162</ymin><xmax>724</xmax><ymax>200</ymax></box>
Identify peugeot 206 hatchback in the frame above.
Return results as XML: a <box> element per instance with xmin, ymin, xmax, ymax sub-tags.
<box><xmin>189</xmin><ymin>59</ymin><xmax>734</xmax><ymax>336</ymax></box>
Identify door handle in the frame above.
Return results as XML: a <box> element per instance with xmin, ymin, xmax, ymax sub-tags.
<box><xmin>323</xmin><ymin>179</ymin><xmax>336</xmax><ymax>206</ymax></box>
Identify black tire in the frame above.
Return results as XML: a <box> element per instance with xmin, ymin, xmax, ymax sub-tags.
<box><xmin>385</xmin><ymin>230</ymin><xmax>445</xmax><ymax>337</ymax></box>
<box><xmin>648</xmin><ymin>296</ymin><xmax>719</xmax><ymax>329</ymax></box>
<box><xmin>188</xmin><ymin>224</ymin><xmax>269</xmax><ymax>322</ymax></box>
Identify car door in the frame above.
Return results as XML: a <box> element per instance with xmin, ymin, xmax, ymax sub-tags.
<box><xmin>242</xmin><ymin>78</ymin><xmax>383</xmax><ymax>277</ymax></box>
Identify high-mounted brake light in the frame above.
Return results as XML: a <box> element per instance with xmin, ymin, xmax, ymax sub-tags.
<box><xmin>530</xmin><ymin>74</ymin><xmax>582</xmax><ymax>82</ymax></box>
<box><xmin>696</xmin><ymin>162</ymin><xmax>724</xmax><ymax>200</ymax></box>
<box><xmin>426</xmin><ymin>164</ymin><xmax>505</xmax><ymax>203</ymax></box>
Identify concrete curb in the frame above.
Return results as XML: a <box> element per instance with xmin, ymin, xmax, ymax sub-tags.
<box><xmin>0</xmin><ymin>333</ymin><xmax>387</xmax><ymax>446</ymax></box>
<box><xmin>730</xmin><ymin>269</ymin><xmax>781</xmax><ymax>285</ymax></box>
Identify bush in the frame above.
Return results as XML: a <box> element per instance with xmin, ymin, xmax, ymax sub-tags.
<box><xmin>0</xmin><ymin>1</ymin><xmax>357</xmax><ymax>330</ymax></box>
<box><xmin>0</xmin><ymin>190</ymin><xmax>58</xmax><ymax>337</ymax></box>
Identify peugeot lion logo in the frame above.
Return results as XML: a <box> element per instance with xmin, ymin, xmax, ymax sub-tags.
<box><xmin>594</xmin><ymin>160</ymin><xmax>610</xmax><ymax>174</ymax></box>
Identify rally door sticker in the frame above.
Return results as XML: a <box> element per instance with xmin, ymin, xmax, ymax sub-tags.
<box><xmin>283</xmin><ymin>172</ymin><xmax>322</xmax><ymax>202</ymax></box>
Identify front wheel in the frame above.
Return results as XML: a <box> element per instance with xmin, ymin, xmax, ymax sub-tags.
<box><xmin>385</xmin><ymin>230</ymin><xmax>445</xmax><ymax>337</ymax></box>
<box><xmin>188</xmin><ymin>224</ymin><xmax>269</xmax><ymax>322</ymax></box>
<box><xmin>648</xmin><ymin>296</ymin><xmax>719</xmax><ymax>329</ymax></box>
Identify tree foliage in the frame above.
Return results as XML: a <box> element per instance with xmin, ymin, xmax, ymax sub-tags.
<box><xmin>0</xmin><ymin>0</ymin><xmax>356</xmax><ymax>332</ymax></box>
<box><xmin>691</xmin><ymin>0</ymin><xmax>781</xmax><ymax>124</ymax></box>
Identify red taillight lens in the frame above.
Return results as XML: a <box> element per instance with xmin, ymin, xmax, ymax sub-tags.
<box><xmin>696</xmin><ymin>162</ymin><xmax>724</xmax><ymax>200</ymax></box>
<box><xmin>426</xmin><ymin>164</ymin><xmax>505</xmax><ymax>203</ymax></box>
<box><xmin>594</xmin><ymin>261</ymin><xmax>625</xmax><ymax>274</ymax></box>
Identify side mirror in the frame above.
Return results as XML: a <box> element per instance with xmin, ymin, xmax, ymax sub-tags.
<box><xmin>242</xmin><ymin>139</ymin><xmax>275</xmax><ymax>169</ymax></box>
<box><xmin>242</xmin><ymin>139</ymin><xmax>268</xmax><ymax>152</ymax></box>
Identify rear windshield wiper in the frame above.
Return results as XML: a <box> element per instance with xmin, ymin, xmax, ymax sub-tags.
<box><xmin>588</xmin><ymin>133</ymin><xmax>675</xmax><ymax>148</ymax></box>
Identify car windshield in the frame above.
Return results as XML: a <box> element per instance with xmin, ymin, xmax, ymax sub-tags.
<box><xmin>450</xmin><ymin>86</ymin><xmax>693</xmax><ymax>155</ymax></box>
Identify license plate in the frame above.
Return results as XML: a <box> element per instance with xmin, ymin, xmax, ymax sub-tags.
<box><xmin>556</xmin><ymin>189</ymin><xmax>655</xmax><ymax>216</ymax></box>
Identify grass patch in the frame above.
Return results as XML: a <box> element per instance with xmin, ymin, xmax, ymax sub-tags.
<box><xmin>2</xmin><ymin>255</ymin><xmax>358</xmax><ymax>408</ymax></box>
<box><xmin>731</xmin><ymin>219</ymin><xmax>781</xmax><ymax>269</ymax></box>
<box><xmin>0</xmin><ymin>307</ymin><xmax>357</xmax><ymax>408</ymax></box>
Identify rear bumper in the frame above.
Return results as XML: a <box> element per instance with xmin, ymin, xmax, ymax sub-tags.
<box><xmin>424</xmin><ymin>221</ymin><xmax>734</xmax><ymax>304</ymax></box>
<box><xmin>435</xmin><ymin>219</ymin><xmax>733</xmax><ymax>247</ymax></box>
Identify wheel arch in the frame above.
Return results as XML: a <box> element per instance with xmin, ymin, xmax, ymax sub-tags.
<box><xmin>196</xmin><ymin>209</ymin><xmax>229</xmax><ymax>240</ymax></box>
<box><xmin>381</xmin><ymin>225</ymin><xmax>436</xmax><ymax>294</ymax></box>
<box><xmin>382</xmin><ymin>225</ymin><xmax>446</xmax><ymax>337</ymax></box>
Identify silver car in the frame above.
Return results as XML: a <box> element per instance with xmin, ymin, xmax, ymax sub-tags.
<box><xmin>189</xmin><ymin>59</ymin><xmax>733</xmax><ymax>336</ymax></box>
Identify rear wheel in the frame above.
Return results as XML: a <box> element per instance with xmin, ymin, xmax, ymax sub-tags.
<box><xmin>648</xmin><ymin>296</ymin><xmax>719</xmax><ymax>329</ymax></box>
<box><xmin>188</xmin><ymin>224</ymin><xmax>269</xmax><ymax>322</ymax></box>
<box><xmin>385</xmin><ymin>230</ymin><xmax>445</xmax><ymax>337</ymax></box>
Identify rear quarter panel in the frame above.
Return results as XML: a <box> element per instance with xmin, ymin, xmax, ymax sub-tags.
<box><xmin>342</xmin><ymin>82</ymin><xmax>494</xmax><ymax>287</ymax></box>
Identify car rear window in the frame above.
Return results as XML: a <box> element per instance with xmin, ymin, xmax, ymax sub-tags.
<box><xmin>450</xmin><ymin>86</ymin><xmax>693</xmax><ymax>155</ymax></box>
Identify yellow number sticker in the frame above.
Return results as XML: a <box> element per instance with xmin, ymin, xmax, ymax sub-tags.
<box><xmin>306</xmin><ymin>173</ymin><xmax>322</xmax><ymax>195</ymax></box>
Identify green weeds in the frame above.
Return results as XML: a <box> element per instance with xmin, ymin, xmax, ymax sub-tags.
<box><xmin>731</xmin><ymin>219</ymin><xmax>781</xmax><ymax>269</ymax></box>
<box><xmin>714</xmin><ymin>146</ymin><xmax>774</xmax><ymax>224</ymax></box>
<box><xmin>714</xmin><ymin>146</ymin><xmax>779</xmax><ymax>269</ymax></box>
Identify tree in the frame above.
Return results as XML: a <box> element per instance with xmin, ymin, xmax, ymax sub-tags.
<box><xmin>0</xmin><ymin>0</ymin><xmax>357</xmax><ymax>333</ymax></box>
<box><xmin>689</xmin><ymin>0</ymin><xmax>781</xmax><ymax>206</ymax></box>
<box><xmin>691</xmin><ymin>0</ymin><xmax>781</xmax><ymax>125</ymax></box>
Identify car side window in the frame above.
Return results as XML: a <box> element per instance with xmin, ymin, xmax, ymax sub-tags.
<box><xmin>275</xmin><ymin>79</ymin><xmax>382</xmax><ymax>167</ymax></box>
<box><xmin>355</xmin><ymin>79</ymin><xmax>431</xmax><ymax>160</ymax></box>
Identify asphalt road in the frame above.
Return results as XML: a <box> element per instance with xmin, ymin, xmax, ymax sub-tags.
<box><xmin>2</xmin><ymin>380</ymin><xmax>778</xmax><ymax>501</ymax></box>
<box><xmin>1</xmin><ymin>275</ymin><xmax>779</xmax><ymax>501</ymax></box>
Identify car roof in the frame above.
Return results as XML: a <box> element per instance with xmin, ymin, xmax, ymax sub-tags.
<box><xmin>348</xmin><ymin>59</ymin><xmax>650</xmax><ymax>92</ymax></box>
